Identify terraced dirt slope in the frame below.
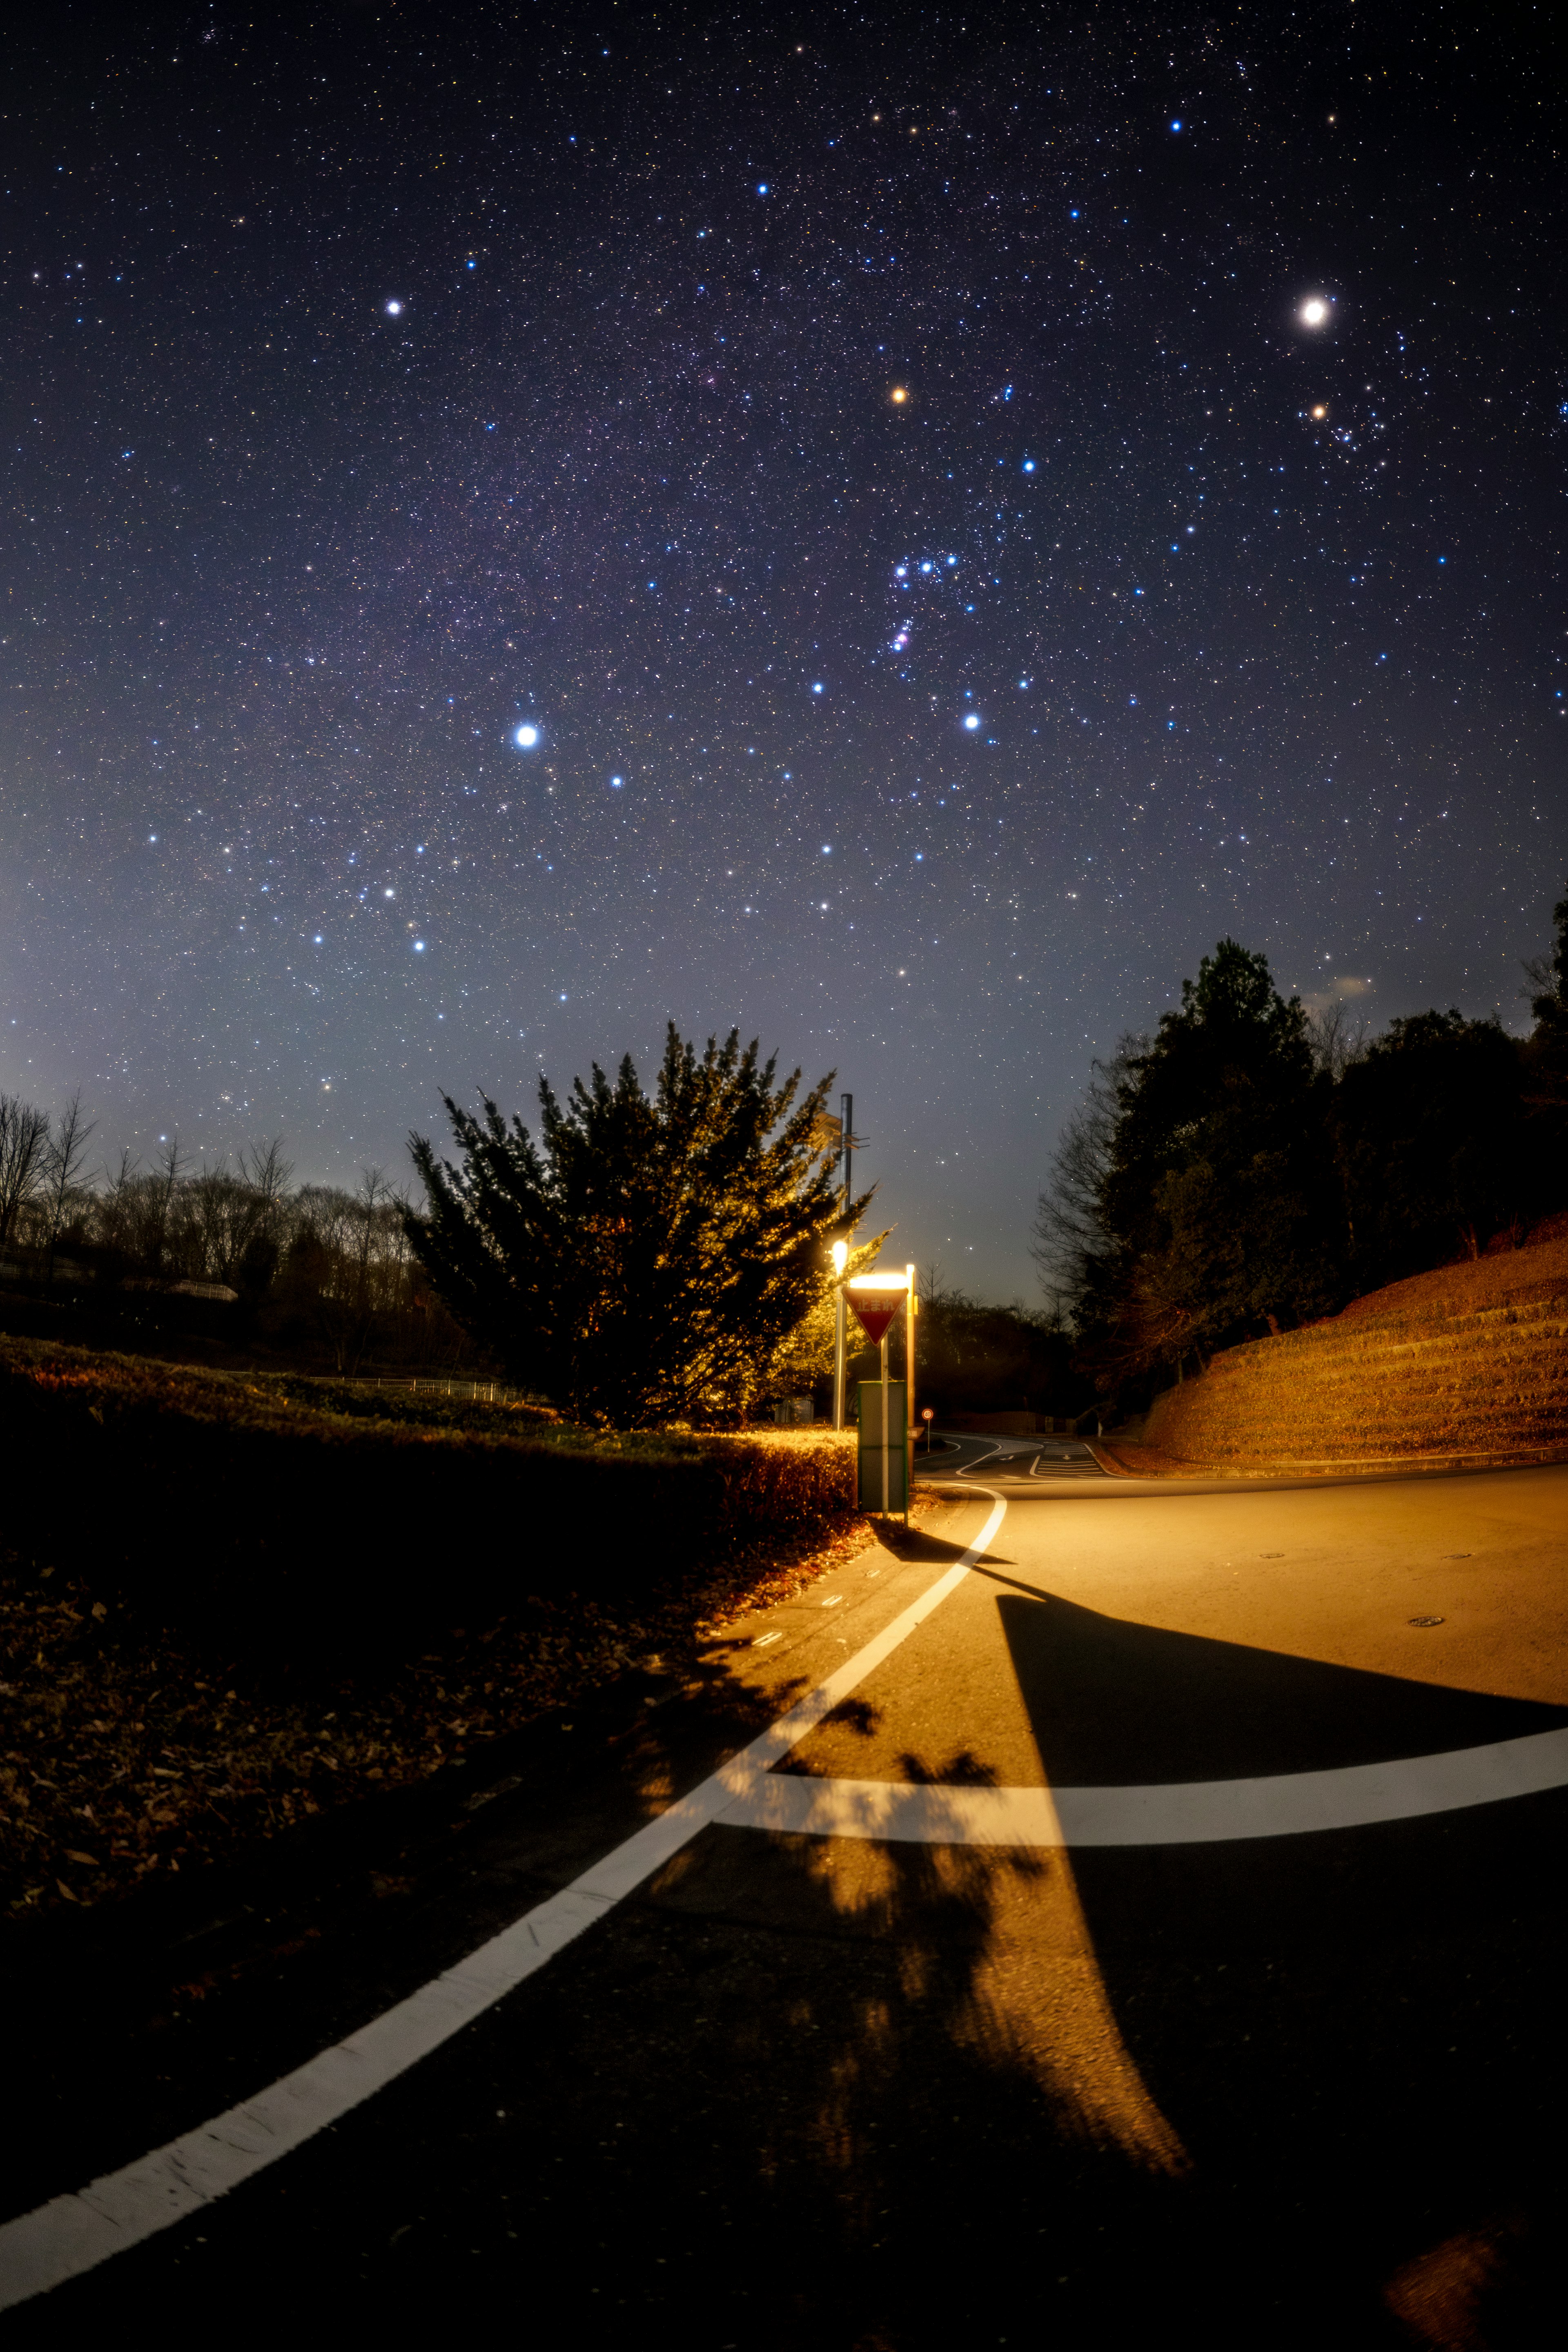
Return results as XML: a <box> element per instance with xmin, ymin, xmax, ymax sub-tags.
<box><xmin>1141</xmin><ymin>1233</ymin><xmax>1568</xmax><ymax>1472</ymax></box>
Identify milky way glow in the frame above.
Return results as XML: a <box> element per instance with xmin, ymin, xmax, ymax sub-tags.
<box><xmin>1</xmin><ymin>9</ymin><xmax>1561</xmax><ymax>1303</ymax></box>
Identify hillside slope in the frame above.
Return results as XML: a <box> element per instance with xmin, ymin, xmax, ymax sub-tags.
<box><xmin>1136</xmin><ymin>1232</ymin><xmax>1568</xmax><ymax>1473</ymax></box>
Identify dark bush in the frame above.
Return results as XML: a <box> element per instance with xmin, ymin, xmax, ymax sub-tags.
<box><xmin>1</xmin><ymin>1339</ymin><xmax>856</xmax><ymax>1676</ymax></box>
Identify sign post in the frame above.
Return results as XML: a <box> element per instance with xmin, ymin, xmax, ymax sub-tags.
<box><xmin>847</xmin><ymin>1267</ymin><xmax>915</xmax><ymax>1526</ymax></box>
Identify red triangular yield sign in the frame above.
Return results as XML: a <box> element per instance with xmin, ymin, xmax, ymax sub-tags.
<box><xmin>848</xmin><ymin>1299</ymin><xmax>899</xmax><ymax>1347</ymax></box>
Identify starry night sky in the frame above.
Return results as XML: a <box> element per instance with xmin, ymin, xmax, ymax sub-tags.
<box><xmin>3</xmin><ymin>2</ymin><xmax>1565</xmax><ymax>1297</ymax></box>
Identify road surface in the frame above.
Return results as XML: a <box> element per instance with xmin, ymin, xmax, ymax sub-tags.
<box><xmin>4</xmin><ymin>1463</ymin><xmax>1567</xmax><ymax>2344</ymax></box>
<box><xmin>917</xmin><ymin>1430</ymin><xmax>1107</xmax><ymax>1483</ymax></box>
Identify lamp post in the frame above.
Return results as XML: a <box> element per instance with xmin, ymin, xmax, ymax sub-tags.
<box><xmin>831</xmin><ymin>1238</ymin><xmax>848</xmax><ymax>1430</ymax></box>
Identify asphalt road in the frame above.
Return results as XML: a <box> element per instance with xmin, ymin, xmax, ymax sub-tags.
<box><xmin>917</xmin><ymin>1430</ymin><xmax>1108</xmax><ymax>1483</ymax></box>
<box><xmin>5</xmin><ymin>1466</ymin><xmax>1568</xmax><ymax>2345</ymax></box>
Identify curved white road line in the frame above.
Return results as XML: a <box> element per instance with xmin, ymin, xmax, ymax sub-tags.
<box><xmin>0</xmin><ymin>1498</ymin><xmax>1010</xmax><ymax>2310</ymax></box>
<box><xmin>717</xmin><ymin>1726</ymin><xmax>1568</xmax><ymax>1849</ymax></box>
<box><xmin>951</xmin><ymin>1441</ymin><xmax>1006</xmax><ymax>1477</ymax></box>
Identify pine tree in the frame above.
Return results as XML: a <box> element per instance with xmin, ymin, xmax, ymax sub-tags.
<box><xmin>1044</xmin><ymin>940</ymin><xmax>1341</xmax><ymax>1393</ymax></box>
<box><xmin>1339</xmin><ymin>1010</ymin><xmax>1535</xmax><ymax>1276</ymax></box>
<box><xmin>1522</xmin><ymin>881</ymin><xmax>1568</xmax><ymax>1163</ymax></box>
<box><xmin>407</xmin><ymin>1026</ymin><xmax>871</xmax><ymax>1425</ymax></box>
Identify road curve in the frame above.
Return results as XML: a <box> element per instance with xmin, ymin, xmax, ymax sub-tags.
<box><xmin>4</xmin><ymin>1465</ymin><xmax>1566</xmax><ymax>2340</ymax></box>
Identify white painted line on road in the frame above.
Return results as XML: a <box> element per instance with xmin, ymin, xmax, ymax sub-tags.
<box><xmin>0</xmin><ymin>1495</ymin><xmax>1009</xmax><ymax>2310</ymax></box>
<box><xmin>718</xmin><ymin>1726</ymin><xmax>1568</xmax><ymax>1847</ymax></box>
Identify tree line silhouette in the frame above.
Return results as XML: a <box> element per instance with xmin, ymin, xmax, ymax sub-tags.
<box><xmin>0</xmin><ymin>1116</ymin><xmax>457</xmax><ymax>1374</ymax></box>
<box><xmin>1035</xmin><ymin>888</ymin><xmax>1568</xmax><ymax>1412</ymax></box>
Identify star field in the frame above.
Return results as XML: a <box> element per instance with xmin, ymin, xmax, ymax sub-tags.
<box><xmin>2</xmin><ymin>2</ymin><xmax>1565</xmax><ymax>1294</ymax></box>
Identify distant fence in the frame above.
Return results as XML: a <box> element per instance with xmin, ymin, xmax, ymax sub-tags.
<box><xmin>330</xmin><ymin>1374</ymin><xmax>539</xmax><ymax>1407</ymax></box>
<box><xmin>941</xmin><ymin>1410</ymin><xmax>1085</xmax><ymax>1436</ymax></box>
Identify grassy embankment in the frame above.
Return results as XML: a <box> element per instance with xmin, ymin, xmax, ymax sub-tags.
<box><xmin>0</xmin><ymin>1336</ymin><xmax>876</xmax><ymax>1923</ymax></box>
<box><xmin>1112</xmin><ymin>1231</ymin><xmax>1568</xmax><ymax>1477</ymax></box>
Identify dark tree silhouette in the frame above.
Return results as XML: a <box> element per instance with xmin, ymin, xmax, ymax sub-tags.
<box><xmin>1522</xmin><ymin>881</ymin><xmax>1568</xmax><ymax>1158</ymax></box>
<box><xmin>1038</xmin><ymin>941</ymin><xmax>1341</xmax><ymax>1395</ymax></box>
<box><xmin>0</xmin><ymin>1096</ymin><xmax>51</xmax><ymax>1255</ymax></box>
<box><xmin>1337</xmin><ymin>1010</ymin><xmax>1535</xmax><ymax>1277</ymax></box>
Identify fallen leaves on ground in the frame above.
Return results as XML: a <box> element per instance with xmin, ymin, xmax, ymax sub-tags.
<box><xmin>1</xmin><ymin>1494</ymin><xmax>939</xmax><ymax>1927</ymax></box>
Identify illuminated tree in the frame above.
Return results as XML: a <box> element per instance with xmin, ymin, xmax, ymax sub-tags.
<box><xmin>407</xmin><ymin>1026</ymin><xmax>871</xmax><ymax>1425</ymax></box>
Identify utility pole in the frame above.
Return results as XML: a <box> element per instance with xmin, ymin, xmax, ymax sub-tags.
<box><xmin>904</xmin><ymin>1261</ymin><xmax>917</xmax><ymax>1522</ymax></box>
<box><xmin>832</xmin><ymin>1091</ymin><xmax>853</xmax><ymax>1430</ymax></box>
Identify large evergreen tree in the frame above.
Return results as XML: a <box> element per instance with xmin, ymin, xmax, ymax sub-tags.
<box><xmin>1039</xmin><ymin>898</ymin><xmax>1568</xmax><ymax>1413</ymax></box>
<box><xmin>1338</xmin><ymin>1010</ymin><xmax>1535</xmax><ymax>1280</ymax></box>
<box><xmin>1522</xmin><ymin>881</ymin><xmax>1568</xmax><ymax>1157</ymax></box>
<box><xmin>1039</xmin><ymin>940</ymin><xmax>1341</xmax><ymax>1393</ymax></box>
<box><xmin>406</xmin><ymin>1026</ymin><xmax>869</xmax><ymax>1425</ymax></box>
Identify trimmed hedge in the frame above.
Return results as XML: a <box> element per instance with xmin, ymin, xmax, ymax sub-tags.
<box><xmin>1</xmin><ymin>1338</ymin><xmax>857</xmax><ymax>1665</ymax></box>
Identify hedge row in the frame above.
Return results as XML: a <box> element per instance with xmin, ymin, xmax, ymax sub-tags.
<box><xmin>1</xmin><ymin>1338</ymin><xmax>858</xmax><ymax>1665</ymax></box>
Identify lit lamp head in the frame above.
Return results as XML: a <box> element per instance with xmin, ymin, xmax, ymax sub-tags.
<box><xmin>831</xmin><ymin>1240</ymin><xmax>848</xmax><ymax>1277</ymax></box>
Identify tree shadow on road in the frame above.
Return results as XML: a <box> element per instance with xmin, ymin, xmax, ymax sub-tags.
<box><xmin>19</xmin><ymin>1586</ymin><xmax>1568</xmax><ymax>2350</ymax></box>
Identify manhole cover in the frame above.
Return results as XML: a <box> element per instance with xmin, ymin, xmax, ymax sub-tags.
<box><xmin>1409</xmin><ymin>1615</ymin><xmax>1446</xmax><ymax>1628</ymax></box>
